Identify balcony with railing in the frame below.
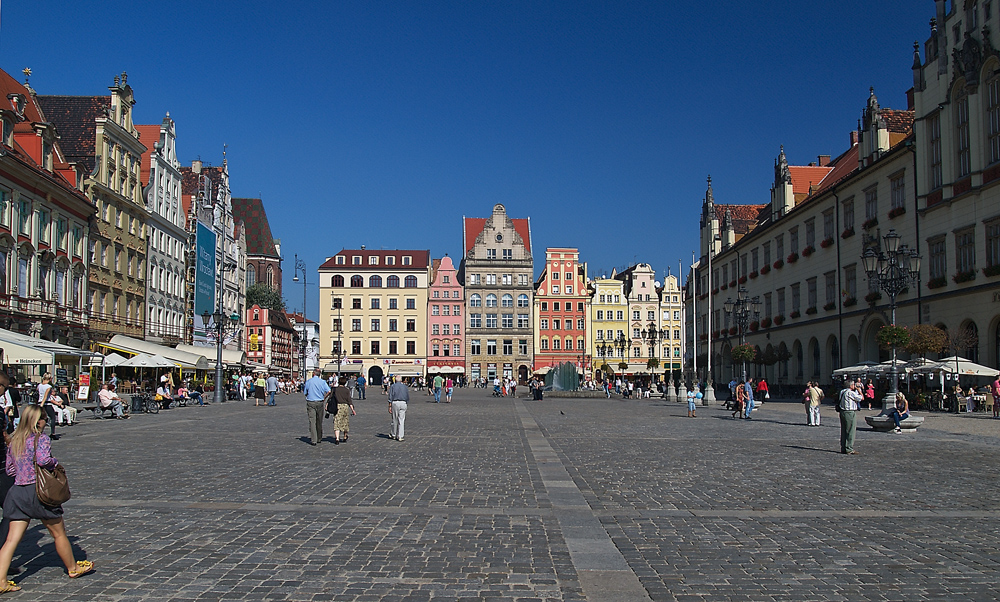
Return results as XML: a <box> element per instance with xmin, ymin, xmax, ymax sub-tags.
<box><xmin>0</xmin><ymin>293</ymin><xmax>89</xmax><ymax>327</ymax></box>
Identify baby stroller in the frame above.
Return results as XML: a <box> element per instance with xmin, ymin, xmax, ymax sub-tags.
<box><xmin>493</xmin><ymin>384</ymin><xmax>502</xmax><ymax>397</ymax></box>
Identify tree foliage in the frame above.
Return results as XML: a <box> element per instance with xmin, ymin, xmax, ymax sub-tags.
<box><xmin>876</xmin><ymin>325</ymin><xmax>910</xmax><ymax>350</ymax></box>
<box><xmin>945</xmin><ymin>326</ymin><xmax>979</xmax><ymax>357</ymax></box>
<box><xmin>904</xmin><ymin>324</ymin><xmax>947</xmax><ymax>357</ymax></box>
<box><xmin>646</xmin><ymin>357</ymin><xmax>660</xmax><ymax>370</ymax></box>
<box><xmin>730</xmin><ymin>343</ymin><xmax>756</xmax><ymax>363</ymax></box>
<box><xmin>246</xmin><ymin>283</ymin><xmax>286</xmax><ymax>311</ymax></box>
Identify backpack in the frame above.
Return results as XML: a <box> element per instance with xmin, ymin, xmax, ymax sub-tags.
<box><xmin>836</xmin><ymin>389</ymin><xmax>846</xmax><ymax>413</ymax></box>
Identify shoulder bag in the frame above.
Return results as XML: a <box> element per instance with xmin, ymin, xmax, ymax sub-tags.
<box><xmin>34</xmin><ymin>434</ymin><xmax>71</xmax><ymax>507</ymax></box>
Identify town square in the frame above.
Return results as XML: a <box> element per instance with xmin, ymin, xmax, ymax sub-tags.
<box><xmin>2</xmin><ymin>0</ymin><xmax>1000</xmax><ymax>599</ymax></box>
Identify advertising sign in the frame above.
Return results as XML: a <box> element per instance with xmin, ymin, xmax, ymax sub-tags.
<box><xmin>195</xmin><ymin>222</ymin><xmax>217</xmax><ymax>319</ymax></box>
<box><xmin>77</xmin><ymin>374</ymin><xmax>90</xmax><ymax>401</ymax></box>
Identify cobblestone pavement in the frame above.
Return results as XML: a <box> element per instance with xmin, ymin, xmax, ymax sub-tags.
<box><xmin>6</xmin><ymin>389</ymin><xmax>999</xmax><ymax>601</ymax></box>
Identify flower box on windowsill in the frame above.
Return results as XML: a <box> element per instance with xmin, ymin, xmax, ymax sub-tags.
<box><xmin>864</xmin><ymin>292</ymin><xmax>882</xmax><ymax>305</ymax></box>
<box><xmin>820</xmin><ymin>237</ymin><xmax>835</xmax><ymax>249</ymax></box>
<box><xmin>738</xmin><ymin>275</ymin><xmax>748</xmax><ymax>284</ymax></box>
<box><xmin>801</xmin><ymin>245</ymin><xmax>815</xmax><ymax>257</ymax></box>
<box><xmin>729</xmin><ymin>327</ymin><xmax>738</xmax><ymax>336</ymax></box>
<box><xmin>760</xmin><ymin>316</ymin><xmax>772</xmax><ymax>328</ymax></box>
<box><xmin>823</xmin><ymin>301</ymin><xmax>836</xmax><ymax>311</ymax></box>
<box><xmin>729</xmin><ymin>280</ymin><xmax>737</xmax><ymax>288</ymax></box>
<box><xmin>927</xmin><ymin>277</ymin><xmax>947</xmax><ymax>290</ymax></box>
<box><xmin>749</xmin><ymin>321</ymin><xmax>760</xmax><ymax>332</ymax></box>
<box><xmin>843</xmin><ymin>297</ymin><xmax>857</xmax><ymax>307</ymax></box>
<box><xmin>720</xmin><ymin>283</ymin><xmax>729</xmax><ymax>291</ymax></box>
<box><xmin>712</xmin><ymin>288</ymin><xmax>719</xmax><ymax>295</ymax></box>
<box><xmin>805</xmin><ymin>306</ymin><xmax>818</xmax><ymax>315</ymax></box>
<box><xmin>841</xmin><ymin>228</ymin><xmax>855</xmax><ymax>239</ymax></box>
<box><xmin>862</xmin><ymin>218</ymin><xmax>878</xmax><ymax>230</ymax></box>
<box><xmin>787</xmin><ymin>252</ymin><xmax>799</xmax><ymax>263</ymax></box>
<box><xmin>773</xmin><ymin>315</ymin><xmax>784</xmax><ymax>325</ymax></box>
<box><xmin>760</xmin><ymin>264</ymin><xmax>771</xmax><ymax>275</ymax></box>
<box><xmin>773</xmin><ymin>259</ymin><xmax>784</xmax><ymax>269</ymax></box>
<box><xmin>749</xmin><ymin>270</ymin><xmax>759</xmax><ymax>279</ymax></box>
<box><xmin>952</xmin><ymin>270</ymin><xmax>976</xmax><ymax>284</ymax></box>
<box><xmin>983</xmin><ymin>264</ymin><xmax>1000</xmax><ymax>277</ymax></box>
<box><xmin>789</xmin><ymin>310</ymin><xmax>801</xmax><ymax>319</ymax></box>
<box><xmin>888</xmin><ymin>206</ymin><xmax>906</xmax><ymax>219</ymax></box>
<box><xmin>699</xmin><ymin>293</ymin><xmax>709</xmax><ymax>300</ymax></box>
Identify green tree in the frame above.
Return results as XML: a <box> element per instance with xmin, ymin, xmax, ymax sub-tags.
<box><xmin>904</xmin><ymin>324</ymin><xmax>947</xmax><ymax>358</ymax></box>
<box><xmin>246</xmin><ymin>283</ymin><xmax>285</xmax><ymax>311</ymax></box>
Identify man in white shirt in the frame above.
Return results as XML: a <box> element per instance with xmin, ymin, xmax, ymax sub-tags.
<box><xmin>98</xmin><ymin>383</ymin><xmax>127</xmax><ymax>419</ymax></box>
<box><xmin>838</xmin><ymin>380</ymin><xmax>863</xmax><ymax>455</ymax></box>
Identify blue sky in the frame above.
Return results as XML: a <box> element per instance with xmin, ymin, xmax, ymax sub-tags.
<box><xmin>3</xmin><ymin>1</ymin><xmax>930</xmax><ymax>319</ymax></box>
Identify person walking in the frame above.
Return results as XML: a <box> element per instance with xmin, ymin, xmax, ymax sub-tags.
<box><xmin>808</xmin><ymin>381</ymin><xmax>824</xmax><ymax>426</ymax></box>
<box><xmin>865</xmin><ymin>379</ymin><xmax>875</xmax><ymax>410</ymax></box>
<box><xmin>733</xmin><ymin>380</ymin><xmax>747</xmax><ymax>419</ymax></box>
<box><xmin>265</xmin><ymin>373</ymin><xmax>279</xmax><ymax>406</ymax></box>
<box><xmin>302</xmin><ymin>369</ymin><xmax>330</xmax><ymax>446</ymax></box>
<box><xmin>433</xmin><ymin>374</ymin><xmax>443</xmax><ymax>403</ymax></box>
<box><xmin>253</xmin><ymin>374</ymin><xmax>266</xmax><ymax>407</ymax></box>
<box><xmin>332</xmin><ymin>378</ymin><xmax>354</xmax><ymax>444</ymax></box>
<box><xmin>356</xmin><ymin>375</ymin><xmax>366</xmax><ymax>400</ymax></box>
<box><xmin>838</xmin><ymin>380</ymin><xmax>863</xmax><ymax>454</ymax></box>
<box><xmin>37</xmin><ymin>375</ymin><xmax>59</xmax><ymax>439</ymax></box>
<box><xmin>0</xmin><ymin>403</ymin><xmax>95</xmax><ymax>593</ymax></box>
<box><xmin>388</xmin><ymin>377</ymin><xmax>409</xmax><ymax>441</ymax></box>
<box><xmin>347</xmin><ymin>376</ymin><xmax>357</xmax><ymax>400</ymax></box>
<box><xmin>687</xmin><ymin>385</ymin><xmax>698</xmax><ymax>418</ymax></box>
<box><xmin>991</xmin><ymin>375</ymin><xmax>1000</xmax><ymax>419</ymax></box>
<box><xmin>444</xmin><ymin>377</ymin><xmax>454</xmax><ymax>403</ymax></box>
<box><xmin>756</xmin><ymin>378</ymin><xmax>769</xmax><ymax>402</ymax></box>
<box><xmin>743</xmin><ymin>378</ymin><xmax>756</xmax><ymax>419</ymax></box>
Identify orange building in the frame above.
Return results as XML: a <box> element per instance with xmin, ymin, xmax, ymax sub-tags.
<box><xmin>533</xmin><ymin>248</ymin><xmax>589</xmax><ymax>377</ymax></box>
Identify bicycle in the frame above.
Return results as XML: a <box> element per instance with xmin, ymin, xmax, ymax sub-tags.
<box><xmin>129</xmin><ymin>392</ymin><xmax>159</xmax><ymax>414</ymax></box>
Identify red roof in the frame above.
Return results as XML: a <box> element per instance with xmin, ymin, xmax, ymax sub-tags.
<box><xmin>319</xmin><ymin>249</ymin><xmax>431</xmax><ymax>270</ymax></box>
<box><xmin>135</xmin><ymin>123</ymin><xmax>161</xmax><ymax>189</ymax></box>
<box><xmin>714</xmin><ymin>204</ymin><xmax>768</xmax><ymax>235</ymax></box>
<box><xmin>35</xmin><ymin>95</ymin><xmax>111</xmax><ymax>178</ymax></box>
<box><xmin>286</xmin><ymin>312</ymin><xmax>316</xmax><ymax>325</ymax></box>
<box><xmin>788</xmin><ymin>165</ymin><xmax>834</xmax><ymax>196</ymax></box>
<box><xmin>463</xmin><ymin>216</ymin><xmax>531</xmax><ymax>254</ymax></box>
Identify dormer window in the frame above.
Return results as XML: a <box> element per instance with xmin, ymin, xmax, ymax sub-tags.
<box><xmin>369</xmin><ymin>255</ymin><xmax>379</xmax><ymax>265</ymax></box>
<box><xmin>1</xmin><ymin>118</ymin><xmax>12</xmax><ymax>146</ymax></box>
<box><xmin>402</xmin><ymin>256</ymin><xmax>412</xmax><ymax>265</ymax></box>
<box><xmin>336</xmin><ymin>256</ymin><xmax>345</xmax><ymax>265</ymax></box>
<box><xmin>42</xmin><ymin>140</ymin><xmax>53</xmax><ymax>171</ymax></box>
<box><xmin>386</xmin><ymin>256</ymin><xmax>395</xmax><ymax>265</ymax></box>
<box><xmin>352</xmin><ymin>255</ymin><xmax>361</xmax><ymax>265</ymax></box>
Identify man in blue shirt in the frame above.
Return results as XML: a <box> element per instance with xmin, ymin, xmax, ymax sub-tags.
<box><xmin>303</xmin><ymin>369</ymin><xmax>331</xmax><ymax>445</ymax></box>
<box><xmin>356</xmin><ymin>375</ymin><xmax>367</xmax><ymax>400</ymax></box>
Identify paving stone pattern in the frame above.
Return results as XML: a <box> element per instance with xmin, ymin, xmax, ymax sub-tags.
<box><xmin>6</xmin><ymin>390</ymin><xmax>998</xmax><ymax>601</ymax></box>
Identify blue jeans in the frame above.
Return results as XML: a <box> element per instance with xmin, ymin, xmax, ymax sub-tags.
<box><xmin>267</xmin><ymin>391</ymin><xmax>276</xmax><ymax>406</ymax></box>
<box><xmin>890</xmin><ymin>410</ymin><xmax>909</xmax><ymax>428</ymax></box>
<box><xmin>434</xmin><ymin>387</ymin><xmax>441</xmax><ymax>402</ymax></box>
<box><xmin>190</xmin><ymin>391</ymin><xmax>204</xmax><ymax>406</ymax></box>
<box><xmin>745</xmin><ymin>398</ymin><xmax>755</xmax><ymax>418</ymax></box>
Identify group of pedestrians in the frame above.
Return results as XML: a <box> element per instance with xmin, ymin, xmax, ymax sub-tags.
<box><xmin>301</xmin><ymin>370</ymin><xmax>409</xmax><ymax>445</ymax></box>
<box><xmin>0</xmin><ymin>371</ymin><xmax>94</xmax><ymax>594</ymax></box>
<box><xmin>729</xmin><ymin>378</ymin><xmax>757</xmax><ymax>419</ymax></box>
<box><xmin>430</xmin><ymin>375</ymin><xmax>453</xmax><ymax>403</ymax></box>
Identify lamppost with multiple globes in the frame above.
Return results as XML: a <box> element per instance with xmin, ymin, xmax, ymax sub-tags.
<box><xmin>202</xmin><ymin>308</ymin><xmax>240</xmax><ymax>404</ymax></box>
<box><xmin>292</xmin><ymin>254</ymin><xmax>308</xmax><ymax>383</ymax></box>
<box><xmin>723</xmin><ymin>287</ymin><xmax>761</xmax><ymax>383</ymax></box>
<box><xmin>861</xmin><ymin>228</ymin><xmax>921</xmax><ymax>411</ymax></box>
<box><xmin>597</xmin><ymin>331</ymin><xmax>630</xmax><ymax>385</ymax></box>
<box><xmin>640</xmin><ymin>320</ymin><xmax>666</xmax><ymax>390</ymax></box>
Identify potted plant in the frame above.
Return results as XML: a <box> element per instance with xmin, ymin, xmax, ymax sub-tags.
<box><xmin>823</xmin><ymin>301</ymin><xmax>836</xmax><ymax>311</ymax></box>
<box><xmin>864</xmin><ymin>291</ymin><xmax>882</xmax><ymax>305</ymax></box>
<box><xmin>805</xmin><ymin>306</ymin><xmax>818</xmax><ymax>315</ymax></box>
<box><xmin>843</xmin><ymin>297</ymin><xmax>857</xmax><ymax>307</ymax></box>
<box><xmin>760</xmin><ymin>264</ymin><xmax>771</xmax><ymax>275</ymax></box>
<box><xmin>876</xmin><ymin>325</ymin><xmax>911</xmax><ymax>350</ymax></box>
<box><xmin>773</xmin><ymin>259</ymin><xmax>784</xmax><ymax>269</ymax></box>
<box><xmin>773</xmin><ymin>314</ymin><xmax>784</xmax><ymax>325</ymax></box>
<box><xmin>862</xmin><ymin>217</ymin><xmax>878</xmax><ymax>230</ymax></box>
<box><xmin>789</xmin><ymin>310</ymin><xmax>801</xmax><ymax>319</ymax></box>
<box><xmin>760</xmin><ymin>316</ymin><xmax>772</xmax><ymax>328</ymax></box>
<box><xmin>984</xmin><ymin>264</ymin><xmax>1000</xmax><ymax>277</ymax></box>
<box><xmin>749</xmin><ymin>320</ymin><xmax>760</xmax><ymax>332</ymax></box>
<box><xmin>738</xmin><ymin>275</ymin><xmax>748</xmax><ymax>284</ymax></box>
<box><xmin>787</xmin><ymin>252</ymin><xmax>799</xmax><ymax>263</ymax></box>
<box><xmin>888</xmin><ymin>206</ymin><xmax>906</xmax><ymax>219</ymax></box>
<box><xmin>730</xmin><ymin>343</ymin><xmax>756</xmax><ymax>364</ymax></box>
<box><xmin>820</xmin><ymin>237</ymin><xmax>835</xmax><ymax>248</ymax></box>
<box><xmin>841</xmin><ymin>228</ymin><xmax>855</xmax><ymax>239</ymax></box>
<box><xmin>926</xmin><ymin>277</ymin><xmax>947</xmax><ymax>289</ymax></box>
<box><xmin>952</xmin><ymin>270</ymin><xmax>976</xmax><ymax>284</ymax></box>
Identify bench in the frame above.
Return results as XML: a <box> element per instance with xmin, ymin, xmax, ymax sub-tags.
<box><xmin>865</xmin><ymin>413</ymin><xmax>924</xmax><ymax>432</ymax></box>
<box><xmin>82</xmin><ymin>404</ymin><xmax>118</xmax><ymax>419</ymax></box>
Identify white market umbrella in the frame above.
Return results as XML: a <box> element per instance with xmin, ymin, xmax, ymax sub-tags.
<box><xmin>919</xmin><ymin>356</ymin><xmax>999</xmax><ymax>377</ymax></box>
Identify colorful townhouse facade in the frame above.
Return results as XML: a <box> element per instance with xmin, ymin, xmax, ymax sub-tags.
<box><xmin>426</xmin><ymin>255</ymin><xmax>465</xmax><ymax>380</ymax></box>
<box><xmin>533</xmin><ymin>247</ymin><xmax>589</xmax><ymax>377</ymax></box>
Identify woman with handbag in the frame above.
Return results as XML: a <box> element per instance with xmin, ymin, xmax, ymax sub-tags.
<box><xmin>0</xmin><ymin>404</ymin><xmax>93</xmax><ymax>593</ymax></box>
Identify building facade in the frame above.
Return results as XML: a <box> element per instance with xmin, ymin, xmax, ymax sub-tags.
<box><xmin>137</xmin><ymin>114</ymin><xmax>187</xmax><ymax>345</ymax></box>
<box><xmin>589</xmin><ymin>276</ymin><xmax>627</xmax><ymax>381</ymax></box>
<box><xmin>658</xmin><ymin>274</ymin><xmax>684</xmax><ymax>375</ymax></box>
<box><xmin>245</xmin><ymin>304</ymin><xmax>298</xmax><ymax>375</ymax></box>
<box><xmin>318</xmin><ymin>249</ymin><xmax>430</xmax><ymax>385</ymax></box>
<box><xmin>39</xmin><ymin>73</ymin><xmax>150</xmax><ymax>345</ymax></box>
<box><xmin>288</xmin><ymin>312</ymin><xmax>320</xmax><ymax>377</ymax></box>
<box><xmin>232</xmin><ymin>197</ymin><xmax>282</xmax><ymax>294</ymax></box>
<box><xmin>0</xmin><ymin>69</ymin><xmax>92</xmax><ymax>347</ymax></box>
<box><xmin>615</xmin><ymin>263</ymin><xmax>668</xmax><ymax>383</ymax></box>
<box><xmin>460</xmin><ymin>204</ymin><xmax>534</xmax><ymax>383</ymax></box>
<box><xmin>533</xmin><ymin>248</ymin><xmax>589</xmax><ymax>378</ymax></box>
<box><xmin>426</xmin><ymin>255</ymin><xmax>465</xmax><ymax>380</ymax></box>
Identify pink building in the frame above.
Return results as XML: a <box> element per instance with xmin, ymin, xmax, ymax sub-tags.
<box><xmin>427</xmin><ymin>256</ymin><xmax>465</xmax><ymax>381</ymax></box>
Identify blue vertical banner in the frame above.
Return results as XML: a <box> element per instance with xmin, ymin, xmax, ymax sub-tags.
<box><xmin>195</xmin><ymin>222</ymin><xmax>217</xmax><ymax>318</ymax></box>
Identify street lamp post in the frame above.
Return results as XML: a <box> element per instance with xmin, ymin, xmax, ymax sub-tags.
<box><xmin>202</xmin><ymin>308</ymin><xmax>239</xmax><ymax>404</ymax></box>
<box><xmin>723</xmin><ymin>287</ymin><xmax>761</xmax><ymax>384</ymax></box>
<box><xmin>861</xmin><ymin>229</ymin><xmax>921</xmax><ymax>411</ymax></box>
<box><xmin>641</xmin><ymin>320</ymin><xmax>665</xmax><ymax>396</ymax></box>
<box><xmin>292</xmin><ymin>255</ymin><xmax>307</xmax><ymax>383</ymax></box>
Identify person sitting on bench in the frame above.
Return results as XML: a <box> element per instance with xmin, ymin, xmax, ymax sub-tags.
<box><xmin>888</xmin><ymin>392</ymin><xmax>909</xmax><ymax>433</ymax></box>
<box><xmin>98</xmin><ymin>383</ymin><xmax>127</xmax><ymax>419</ymax></box>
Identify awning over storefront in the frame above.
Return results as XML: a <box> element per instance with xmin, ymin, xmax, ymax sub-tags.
<box><xmin>427</xmin><ymin>365</ymin><xmax>465</xmax><ymax>373</ymax></box>
<box><xmin>322</xmin><ymin>363</ymin><xmax>363</xmax><ymax>373</ymax></box>
<box><xmin>104</xmin><ymin>335</ymin><xmax>209</xmax><ymax>370</ymax></box>
<box><xmin>175</xmin><ymin>344</ymin><xmax>246</xmax><ymax>369</ymax></box>
<box><xmin>0</xmin><ymin>328</ymin><xmax>101</xmax><ymax>366</ymax></box>
<box><xmin>389</xmin><ymin>371</ymin><xmax>422</xmax><ymax>377</ymax></box>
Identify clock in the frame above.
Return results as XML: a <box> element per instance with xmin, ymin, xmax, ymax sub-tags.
<box><xmin>495</xmin><ymin>234</ymin><xmax>503</xmax><ymax>242</ymax></box>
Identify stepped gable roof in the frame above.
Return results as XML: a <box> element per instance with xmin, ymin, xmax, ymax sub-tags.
<box><xmin>319</xmin><ymin>249</ymin><xmax>431</xmax><ymax>270</ymax></box>
<box><xmin>463</xmin><ymin>216</ymin><xmax>531</xmax><ymax>254</ymax></box>
<box><xmin>713</xmin><ymin>204</ymin><xmax>768</xmax><ymax>235</ymax></box>
<box><xmin>179</xmin><ymin>164</ymin><xmax>226</xmax><ymax>197</ymax></box>
<box><xmin>35</xmin><ymin>95</ymin><xmax>109</xmax><ymax>177</ymax></box>
<box><xmin>882</xmin><ymin>108</ymin><xmax>914</xmax><ymax>134</ymax></box>
<box><xmin>135</xmin><ymin>124</ymin><xmax>162</xmax><ymax>188</ymax></box>
<box><xmin>788</xmin><ymin>166</ymin><xmax>834</xmax><ymax>196</ymax></box>
<box><xmin>232</xmin><ymin>197</ymin><xmax>279</xmax><ymax>258</ymax></box>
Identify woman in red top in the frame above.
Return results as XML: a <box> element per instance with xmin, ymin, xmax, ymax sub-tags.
<box><xmin>756</xmin><ymin>378</ymin><xmax>769</xmax><ymax>401</ymax></box>
<box><xmin>865</xmin><ymin>380</ymin><xmax>876</xmax><ymax>410</ymax></box>
<box><xmin>0</xmin><ymin>404</ymin><xmax>94</xmax><ymax>593</ymax></box>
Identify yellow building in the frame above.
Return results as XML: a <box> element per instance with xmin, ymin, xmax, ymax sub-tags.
<box><xmin>658</xmin><ymin>275</ymin><xmax>684</xmax><ymax>375</ymax></box>
<box><xmin>589</xmin><ymin>276</ymin><xmax>626</xmax><ymax>382</ymax></box>
<box><xmin>318</xmin><ymin>249</ymin><xmax>430</xmax><ymax>385</ymax></box>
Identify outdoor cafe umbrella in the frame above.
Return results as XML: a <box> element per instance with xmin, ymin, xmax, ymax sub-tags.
<box><xmin>119</xmin><ymin>353</ymin><xmax>175</xmax><ymax>369</ymax></box>
<box><xmin>87</xmin><ymin>352</ymin><xmax>128</xmax><ymax>367</ymax></box>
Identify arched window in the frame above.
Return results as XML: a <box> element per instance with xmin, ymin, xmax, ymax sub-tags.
<box><xmin>350</xmin><ymin>275</ymin><xmax>363</xmax><ymax>287</ymax></box>
<box><xmin>404</xmin><ymin>275</ymin><xmax>417</xmax><ymax>288</ymax></box>
<box><xmin>469</xmin><ymin>293</ymin><xmax>482</xmax><ymax>307</ymax></box>
<box><xmin>517</xmin><ymin>294</ymin><xmax>528</xmax><ymax>307</ymax></box>
<box><xmin>387</xmin><ymin>275</ymin><xmax>399</xmax><ymax>287</ymax></box>
<box><xmin>986</xmin><ymin>67</ymin><xmax>1000</xmax><ymax>165</ymax></box>
<box><xmin>955</xmin><ymin>86</ymin><xmax>971</xmax><ymax>178</ymax></box>
<box><xmin>331</xmin><ymin>275</ymin><xmax>344</xmax><ymax>287</ymax></box>
<box><xmin>266</xmin><ymin>265</ymin><xmax>274</xmax><ymax>286</ymax></box>
<box><xmin>369</xmin><ymin>275</ymin><xmax>382</xmax><ymax>287</ymax></box>
<box><xmin>485</xmin><ymin>294</ymin><xmax>497</xmax><ymax>308</ymax></box>
<box><xmin>246</xmin><ymin>265</ymin><xmax>256</xmax><ymax>287</ymax></box>
<box><xmin>501</xmin><ymin>294</ymin><xmax>513</xmax><ymax>308</ymax></box>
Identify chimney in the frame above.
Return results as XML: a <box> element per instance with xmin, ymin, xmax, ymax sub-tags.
<box><xmin>192</xmin><ymin>159</ymin><xmax>202</xmax><ymax>173</ymax></box>
<box><xmin>849</xmin><ymin>131</ymin><xmax>859</xmax><ymax>146</ymax></box>
<box><xmin>817</xmin><ymin>155</ymin><xmax>831</xmax><ymax>166</ymax></box>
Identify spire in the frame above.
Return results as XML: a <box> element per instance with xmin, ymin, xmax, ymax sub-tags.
<box><xmin>775</xmin><ymin>145</ymin><xmax>791</xmax><ymax>185</ymax></box>
<box><xmin>705</xmin><ymin>175</ymin><xmax>715</xmax><ymax>207</ymax></box>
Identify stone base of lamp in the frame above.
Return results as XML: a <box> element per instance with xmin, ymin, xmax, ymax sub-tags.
<box><xmin>702</xmin><ymin>383</ymin><xmax>716</xmax><ymax>406</ymax></box>
<box><xmin>664</xmin><ymin>380</ymin><xmax>676</xmax><ymax>402</ymax></box>
<box><xmin>677</xmin><ymin>382</ymin><xmax>688</xmax><ymax>403</ymax></box>
<box><xmin>864</xmin><ymin>413</ymin><xmax>924</xmax><ymax>432</ymax></box>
